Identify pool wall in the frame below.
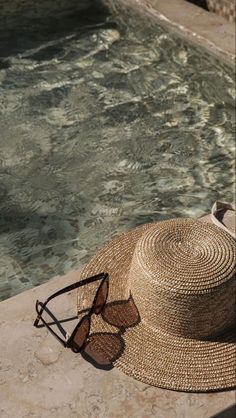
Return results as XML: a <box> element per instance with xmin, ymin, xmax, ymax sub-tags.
<box><xmin>0</xmin><ymin>0</ymin><xmax>91</xmax><ymax>18</ymax></box>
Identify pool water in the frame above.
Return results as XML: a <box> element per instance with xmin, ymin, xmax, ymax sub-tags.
<box><xmin>0</xmin><ymin>2</ymin><xmax>235</xmax><ymax>300</ymax></box>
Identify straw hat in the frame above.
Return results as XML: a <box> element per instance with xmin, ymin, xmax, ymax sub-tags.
<box><xmin>77</xmin><ymin>203</ymin><xmax>236</xmax><ymax>392</ymax></box>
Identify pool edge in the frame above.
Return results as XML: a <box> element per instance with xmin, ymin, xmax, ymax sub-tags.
<box><xmin>106</xmin><ymin>0</ymin><xmax>235</xmax><ymax>67</ymax></box>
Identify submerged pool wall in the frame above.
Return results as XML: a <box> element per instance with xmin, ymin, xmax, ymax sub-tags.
<box><xmin>0</xmin><ymin>0</ymin><xmax>92</xmax><ymax>20</ymax></box>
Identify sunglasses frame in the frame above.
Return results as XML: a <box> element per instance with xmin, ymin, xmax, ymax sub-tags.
<box><xmin>34</xmin><ymin>272</ymin><xmax>109</xmax><ymax>351</ymax></box>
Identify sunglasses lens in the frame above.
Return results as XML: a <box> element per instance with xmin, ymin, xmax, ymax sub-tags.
<box><xmin>72</xmin><ymin>315</ymin><xmax>90</xmax><ymax>352</ymax></box>
<box><xmin>94</xmin><ymin>276</ymin><xmax>109</xmax><ymax>314</ymax></box>
<box><xmin>83</xmin><ymin>333</ymin><xmax>123</xmax><ymax>366</ymax></box>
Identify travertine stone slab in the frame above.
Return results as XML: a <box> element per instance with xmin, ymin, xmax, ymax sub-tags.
<box><xmin>0</xmin><ymin>270</ymin><xmax>235</xmax><ymax>418</ymax></box>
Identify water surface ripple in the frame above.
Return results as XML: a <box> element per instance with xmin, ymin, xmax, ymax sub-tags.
<box><xmin>0</xmin><ymin>5</ymin><xmax>235</xmax><ymax>300</ymax></box>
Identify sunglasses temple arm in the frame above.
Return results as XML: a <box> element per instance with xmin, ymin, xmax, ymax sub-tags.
<box><xmin>44</xmin><ymin>272</ymin><xmax>108</xmax><ymax>305</ymax></box>
<box><xmin>33</xmin><ymin>302</ymin><xmax>46</xmax><ymax>327</ymax></box>
<box><xmin>42</xmin><ymin>302</ymin><xmax>68</xmax><ymax>338</ymax></box>
<box><xmin>33</xmin><ymin>273</ymin><xmax>108</xmax><ymax>326</ymax></box>
<box><xmin>34</xmin><ymin>302</ymin><xmax>69</xmax><ymax>346</ymax></box>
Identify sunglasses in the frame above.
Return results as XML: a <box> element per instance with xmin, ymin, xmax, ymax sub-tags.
<box><xmin>33</xmin><ymin>272</ymin><xmax>109</xmax><ymax>353</ymax></box>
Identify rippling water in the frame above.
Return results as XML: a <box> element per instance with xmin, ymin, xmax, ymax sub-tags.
<box><xmin>0</xmin><ymin>2</ymin><xmax>235</xmax><ymax>300</ymax></box>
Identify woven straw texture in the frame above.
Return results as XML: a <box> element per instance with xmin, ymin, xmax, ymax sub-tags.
<box><xmin>207</xmin><ymin>0</ymin><xmax>236</xmax><ymax>22</ymax></box>
<box><xmin>77</xmin><ymin>218</ymin><xmax>236</xmax><ymax>392</ymax></box>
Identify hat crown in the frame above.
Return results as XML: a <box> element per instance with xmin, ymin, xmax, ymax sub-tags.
<box><xmin>128</xmin><ymin>218</ymin><xmax>235</xmax><ymax>338</ymax></box>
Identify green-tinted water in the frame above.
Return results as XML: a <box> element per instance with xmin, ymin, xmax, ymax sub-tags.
<box><xmin>0</xmin><ymin>2</ymin><xmax>235</xmax><ymax>300</ymax></box>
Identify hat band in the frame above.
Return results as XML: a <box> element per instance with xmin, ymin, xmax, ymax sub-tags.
<box><xmin>210</xmin><ymin>201</ymin><xmax>236</xmax><ymax>239</ymax></box>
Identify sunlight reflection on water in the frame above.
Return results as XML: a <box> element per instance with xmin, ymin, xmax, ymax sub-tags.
<box><xmin>0</xmin><ymin>2</ymin><xmax>235</xmax><ymax>299</ymax></box>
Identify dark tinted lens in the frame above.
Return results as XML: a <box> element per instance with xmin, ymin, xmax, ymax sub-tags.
<box><xmin>94</xmin><ymin>277</ymin><xmax>109</xmax><ymax>314</ymax></box>
<box><xmin>102</xmin><ymin>295</ymin><xmax>140</xmax><ymax>329</ymax></box>
<box><xmin>72</xmin><ymin>316</ymin><xmax>90</xmax><ymax>352</ymax></box>
<box><xmin>83</xmin><ymin>333</ymin><xmax>123</xmax><ymax>366</ymax></box>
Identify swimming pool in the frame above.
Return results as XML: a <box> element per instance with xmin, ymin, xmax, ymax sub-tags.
<box><xmin>0</xmin><ymin>2</ymin><xmax>235</xmax><ymax>300</ymax></box>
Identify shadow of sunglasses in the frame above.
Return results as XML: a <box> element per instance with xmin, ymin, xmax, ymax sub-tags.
<box><xmin>80</xmin><ymin>295</ymin><xmax>141</xmax><ymax>370</ymax></box>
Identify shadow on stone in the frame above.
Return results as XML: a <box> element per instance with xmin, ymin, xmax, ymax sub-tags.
<box><xmin>210</xmin><ymin>405</ymin><xmax>236</xmax><ymax>418</ymax></box>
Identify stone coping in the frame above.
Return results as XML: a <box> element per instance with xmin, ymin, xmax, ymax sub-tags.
<box><xmin>106</xmin><ymin>0</ymin><xmax>235</xmax><ymax>66</ymax></box>
<box><xmin>0</xmin><ymin>269</ymin><xmax>235</xmax><ymax>418</ymax></box>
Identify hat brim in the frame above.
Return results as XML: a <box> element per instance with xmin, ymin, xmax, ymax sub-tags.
<box><xmin>77</xmin><ymin>221</ymin><xmax>236</xmax><ymax>392</ymax></box>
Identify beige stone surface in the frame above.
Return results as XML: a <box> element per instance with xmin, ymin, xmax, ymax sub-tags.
<box><xmin>0</xmin><ymin>270</ymin><xmax>235</xmax><ymax>418</ymax></box>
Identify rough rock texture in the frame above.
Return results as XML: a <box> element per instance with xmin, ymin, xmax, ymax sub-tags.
<box><xmin>0</xmin><ymin>270</ymin><xmax>235</xmax><ymax>418</ymax></box>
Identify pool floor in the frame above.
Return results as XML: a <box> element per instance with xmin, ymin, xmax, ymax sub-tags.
<box><xmin>0</xmin><ymin>2</ymin><xmax>235</xmax><ymax>300</ymax></box>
